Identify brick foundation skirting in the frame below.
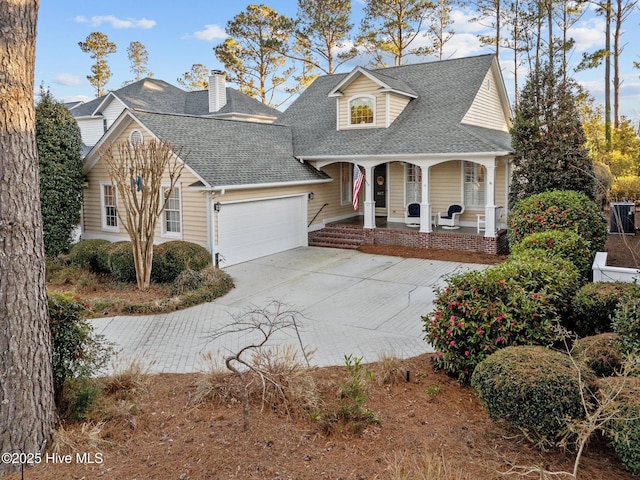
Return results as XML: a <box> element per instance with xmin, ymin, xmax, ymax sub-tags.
<box><xmin>361</xmin><ymin>228</ymin><xmax>508</xmax><ymax>255</ymax></box>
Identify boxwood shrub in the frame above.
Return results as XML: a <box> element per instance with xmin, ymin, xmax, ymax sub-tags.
<box><xmin>423</xmin><ymin>254</ymin><xmax>578</xmax><ymax>383</ymax></box>
<box><xmin>599</xmin><ymin>376</ymin><xmax>640</xmax><ymax>475</ymax></box>
<box><xmin>69</xmin><ymin>239</ymin><xmax>110</xmax><ymax>273</ymax></box>
<box><xmin>612</xmin><ymin>294</ymin><xmax>640</xmax><ymax>356</ymax></box>
<box><xmin>573</xmin><ymin>333</ymin><xmax>623</xmax><ymax>377</ymax></box>
<box><xmin>570</xmin><ymin>282</ymin><xmax>640</xmax><ymax>337</ymax></box>
<box><xmin>510</xmin><ymin>230</ymin><xmax>592</xmax><ymax>283</ymax></box>
<box><xmin>507</xmin><ymin>190</ymin><xmax>608</xmax><ymax>257</ymax></box>
<box><xmin>106</xmin><ymin>241</ymin><xmax>137</xmax><ymax>283</ymax></box>
<box><xmin>151</xmin><ymin>241</ymin><xmax>211</xmax><ymax>284</ymax></box>
<box><xmin>471</xmin><ymin>346</ymin><xmax>592</xmax><ymax>448</ymax></box>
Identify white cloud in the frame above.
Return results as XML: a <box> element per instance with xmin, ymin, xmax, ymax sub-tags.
<box><xmin>567</xmin><ymin>17</ymin><xmax>606</xmax><ymax>52</ymax></box>
<box><xmin>440</xmin><ymin>33</ymin><xmax>486</xmax><ymax>59</ymax></box>
<box><xmin>53</xmin><ymin>73</ymin><xmax>83</xmax><ymax>86</ymax></box>
<box><xmin>193</xmin><ymin>24</ymin><xmax>226</xmax><ymax>41</ymax></box>
<box><xmin>75</xmin><ymin>15</ymin><xmax>156</xmax><ymax>29</ymax></box>
<box><xmin>451</xmin><ymin>8</ymin><xmax>488</xmax><ymax>34</ymax></box>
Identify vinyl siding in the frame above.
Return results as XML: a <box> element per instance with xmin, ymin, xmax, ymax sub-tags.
<box><xmin>78</xmin><ymin>118</ymin><xmax>105</xmax><ymax>147</ymax></box>
<box><xmin>387</xmin><ymin>162</ymin><xmax>405</xmax><ymax>218</ymax></box>
<box><xmin>461</xmin><ymin>68</ymin><xmax>509</xmax><ymax>132</ymax></box>
<box><xmin>338</xmin><ymin>75</ymin><xmax>385</xmax><ymax>129</ymax></box>
<box><xmin>387</xmin><ymin>95</ymin><xmax>411</xmax><ymax>127</ymax></box>
<box><xmin>83</xmin><ymin>123</ymin><xmax>209</xmax><ymax>248</ymax></box>
<box><xmin>102</xmin><ymin>98</ymin><xmax>127</xmax><ymax>129</ymax></box>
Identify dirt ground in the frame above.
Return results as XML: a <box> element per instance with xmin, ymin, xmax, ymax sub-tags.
<box><xmin>9</xmin><ymin>234</ymin><xmax>638</xmax><ymax>480</ymax></box>
<box><xmin>7</xmin><ymin>353</ymin><xmax>634</xmax><ymax>480</ymax></box>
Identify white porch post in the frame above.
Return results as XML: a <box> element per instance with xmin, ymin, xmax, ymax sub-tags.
<box><xmin>363</xmin><ymin>164</ymin><xmax>376</xmax><ymax>229</ymax></box>
<box><xmin>419</xmin><ymin>164</ymin><xmax>432</xmax><ymax>233</ymax></box>
<box><xmin>484</xmin><ymin>164</ymin><xmax>497</xmax><ymax>237</ymax></box>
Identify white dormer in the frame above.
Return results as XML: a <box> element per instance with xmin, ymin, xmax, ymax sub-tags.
<box><xmin>328</xmin><ymin>66</ymin><xmax>417</xmax><ymax>130</ymax></box>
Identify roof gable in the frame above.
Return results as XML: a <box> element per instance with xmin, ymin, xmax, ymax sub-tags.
<box><xmin>328</xmin><ymin>66</ymin><xmax>418</xmax><ymax>99</ymax></box>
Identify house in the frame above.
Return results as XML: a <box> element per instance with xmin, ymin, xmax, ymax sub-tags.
<box><xmin>80</xmin><ymin>54</ymin><xmax>513</xmax><ymax>267</ymax></box>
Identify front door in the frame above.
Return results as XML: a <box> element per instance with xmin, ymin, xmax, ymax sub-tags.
<box><xmin>374</xmin><ymin>164</ymin><xmax>387</xmax><ymax>216</ymax></box>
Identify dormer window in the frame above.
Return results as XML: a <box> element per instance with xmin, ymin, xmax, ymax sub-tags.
<box><xmin>349</xmin><ymin>96</ymin><xmax>375</xmax><ymax>126</ymax></box>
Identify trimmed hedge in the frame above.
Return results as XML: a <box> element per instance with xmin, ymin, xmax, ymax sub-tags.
<box><xmin>423</xmin><ymin>252</ymin><xmax>578</xmax><ymax>383</ymax></box>
<box><xmin>510</xmin><ymin>230</ymin><xmax>592</xmax><ymax>283</ymax></box>
<box><xmin>570</xmin><ymin>282</ymin><xmax>640</xmax><ymax>337</ymax></box>
<box><xmin>69</xmin><ymin>239</ymin><xmax>110</xmax><ymax>273</ymax></box>
<box><xmin>151</xmin><ymin>241</ymin><xmax>211</xmax><ymax>284</ymax></box>
<box><xmin>612</xmin><ymin>294</ymin><xmax>640</xmax><ymax>356</ymax></box>
<box><xmin>599</xmin><ymin>377</ymin><xmax>640</xmax><ymax>475</ymax></box>
<box><xmin>507</xmin><ymin>190</ymin><xmax>608</xmax><ymax>256</ymax></box>
<box><xmin>573</xmin><ymin>333</ymin><xmax>623</xmax><ymax>377</ymax></box>
<box><xmin>471</xmin><ymin>346</ymin><xmax>592</xmax><ymax>447</ymax></box>
<box><xmin>106</xmin><ymin>241</ymin><xmax>137</xmax><ymax>283</ymax></box>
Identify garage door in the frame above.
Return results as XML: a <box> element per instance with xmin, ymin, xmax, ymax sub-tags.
<box><xmin>216</xmin><ymin>195</ymin><xmax>307</xmax><ymax>266</ymax></box>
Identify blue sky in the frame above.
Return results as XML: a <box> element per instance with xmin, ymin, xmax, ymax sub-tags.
<box><xmin>36</xmin><ymin>0</ymin><xmax>640</xmax><ymax>121</ymax></box>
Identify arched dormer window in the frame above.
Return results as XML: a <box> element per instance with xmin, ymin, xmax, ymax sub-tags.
<box><xmin>349</xmin><ymin>95</ymin><xmax>375</xmax><ymax>126</ymax></box>
<box><xmin>129</xmin><ymin>129</ymin><xmax>143</xmax><ymax>146</ymax></box>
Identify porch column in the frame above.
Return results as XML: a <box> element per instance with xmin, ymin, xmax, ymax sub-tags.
<box><xmin>484</xmin><ymin>164</ymin><xmax>497</xmax><ymax>237</ymax></box>
<box><xmin>419</xmin><ymin>164</ymin><xmax>432</xmax><ymax>233</ymax></box>
<box><xmin>363</xmin><ymin>164</ymin><xmax>376</xmax><ymax>229</ymax></box>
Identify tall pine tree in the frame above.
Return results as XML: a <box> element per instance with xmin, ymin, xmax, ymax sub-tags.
<box><xmin>509</xmin><ymin>63</ymin><xmax>596</xmax><ymax>206</ymax></box>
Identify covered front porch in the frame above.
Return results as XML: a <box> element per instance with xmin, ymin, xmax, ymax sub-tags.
<box><xmin>308</xmin><ymin>216</ymin><xmax>509</xmax><ymax>255</ymax></box>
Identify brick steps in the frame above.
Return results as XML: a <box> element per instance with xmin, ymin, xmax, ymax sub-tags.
<box><xmin>309</xmin><ymin>226</ymin><xmax>364</xmax><ymax>250</ymax></box>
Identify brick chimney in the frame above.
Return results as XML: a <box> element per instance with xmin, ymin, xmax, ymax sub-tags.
<box><xmin>208</xmin><ymin>70</ymin><xmax>227</xmax><ymax>113</ymax></box>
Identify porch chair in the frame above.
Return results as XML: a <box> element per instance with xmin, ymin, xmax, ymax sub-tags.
<box><xmin>405</xmin><ymin>203</ymin><xmax>421</xmax><ymax>227</ymax></box>
<box><xmin>477</xmin><ymin>206</ymin><xmax>504</xmax><ymax>235</ymax></box>
<box><xmin>437</xmin><ymin>204</ymin><xmax>465</xmax><ymax>229</ymax></box>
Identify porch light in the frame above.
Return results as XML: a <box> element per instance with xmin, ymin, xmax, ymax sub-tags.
<box><xmin>214</xmin><ymin>202</ymin><xmax>221</xmax><ymax>212</ymax></box>
<box><xmin>308</xmin><ymin>192</ymin><xmax>314</xmax><ymax>200</ymax></box>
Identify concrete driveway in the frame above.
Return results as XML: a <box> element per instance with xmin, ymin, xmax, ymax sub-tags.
<box><xmin>93</xmin><ymin>247</ymin><xmax>487</xmax><ymax>373</ymax></box>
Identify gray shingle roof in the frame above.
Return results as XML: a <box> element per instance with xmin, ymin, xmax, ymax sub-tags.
<box><xmin>70</xmin><ymin>78</ymin><xmax>279</xmax><ymax>120</ymax></box>
<box><xmin>277</xmin><ymin>54</ymin><xmax>512</xmax><ymax>157</ymax></box>
<box><xmin>129</xmin><ymin>110</ymin><xmax>328</xmax><ymax>187</ymax></box>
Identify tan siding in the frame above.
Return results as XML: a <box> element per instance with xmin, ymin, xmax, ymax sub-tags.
<box><xmin>461</xmin><ymin>69</ymin><xmax>509</xmax><ymax>132</ymax></box>
<box><xmin>338</xmin><ymin>75</ymin><xmax>386</xmax><ymax>129</ymax></box>
<box><xmin>387</xmin><ymin>95</ymin><xmax>411</xmax><ymax>126</ymax></box>
<box><xmin>430</xmin><ymin>161</ymin><xmax>477</xmax><ymax>222</ymax></box>
<box><xmin>387</xmin><ymin>162</ymin><xmax>405</xmax><ymax>217</ymax></box>
<box><xmin>83</xmin><ymin>122</ymin><xmax>210</xmax><ymax>248</ymax></box>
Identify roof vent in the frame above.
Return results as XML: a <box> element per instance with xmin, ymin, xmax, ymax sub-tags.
<box><xmin>208</xmin><ymin>70</ymin><xmax>227</xmax><ymax>113</ymax></box>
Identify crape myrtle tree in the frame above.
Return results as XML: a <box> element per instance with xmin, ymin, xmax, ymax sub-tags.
<box><xmin>509</xmin><ymin>62</ymin><xmax>596</xmax><ymax>206</ymax></box>
<box><xmin>0</xmin><ymin>0</ymin><xmax>56</xmax><ymax>474</ymax></box>
<box><xmin>35</xmin><ymin>88</ymin><xmax>84</xmax><ymax>257</ymax></box>
<box><xmin>100</xmin><ymin>138</ymin><xmax>186</xmax><ymax>290</ymax></box>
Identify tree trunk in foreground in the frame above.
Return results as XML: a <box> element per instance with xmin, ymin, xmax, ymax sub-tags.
<box><xmin>0</xmin><ymin>0</ymin><xmax>56</xmax><ymax>475</ymax></box>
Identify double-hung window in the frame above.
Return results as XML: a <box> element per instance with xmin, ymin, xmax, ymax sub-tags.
<box><xmin>161</xmin><ymin>184</ymin><xmax>182</xmax><ymax>238</ymax></box>
<box><xmin>340</xmin><ymin>163</ymin><xmax>353</xmax><ymax>205</ymax></box>
<box><xmin>463</xmin><ymin>162</ymin><xmax>486</xmax><ymax>208</ymax></box>
<box><xmin>100</xmin><ymin>183</ymin><xmax>118</xmax><ymax>231</ymax></box>
<box><xmin>405</xmin><ymin>164</ymin><xmax>422</xmax><ymax>204</ymax></box>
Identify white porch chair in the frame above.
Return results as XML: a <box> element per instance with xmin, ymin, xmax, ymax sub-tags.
<box><xmin>437</xmin><ymin>204</ymin><xmax>464</xmax><ymax>229</ymax></box>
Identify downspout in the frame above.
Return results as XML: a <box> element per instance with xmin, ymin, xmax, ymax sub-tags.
<box><xmin>209</xmin><ymin>188</ymin><xmax>225</xmax><ymax>267</ymax></box>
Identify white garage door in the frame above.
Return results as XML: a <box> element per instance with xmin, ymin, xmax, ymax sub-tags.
<box><xmin>216</xmin><ymin>195</ymin><xmax>307</xmax><ymax>266</ymax></box>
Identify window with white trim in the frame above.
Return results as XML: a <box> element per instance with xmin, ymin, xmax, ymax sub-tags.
<box><xmin>463</xmin><ymin>161</ymin><xmax>486</xmax><ymax>208</ymax></box>
<box><xmin>130</xmin><ymin>129</ymin><xmax>143</xmax><ymax>146</ymax></box>
<box><xmin>161</xmin><ymin>184</ymin><xmax>182</xmax><ymax>238</ymax></box>
<box><xmin>349</xmin><ymin>95</ymin><xmax>375</xmax><ymax>126</ymax></box>
<box><xmin>100</xmin><ymin>183</ymin><xmax>118</xmax><ymax>231</ymax></box>
<box><xmin>405</xmin><ymin>164</ymin><xmax>422</xmax><ymax>204</ymax></box>
<box><xmin>340</xmin><ymin>163</ymin><xmax>353</xmax><ymax>205</ymax></box>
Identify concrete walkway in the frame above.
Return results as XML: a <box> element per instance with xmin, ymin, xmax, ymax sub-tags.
<box><xmin>92</xmin><ymin>247</ymin><xmax>487</xmax><ymax>373</ymax></box>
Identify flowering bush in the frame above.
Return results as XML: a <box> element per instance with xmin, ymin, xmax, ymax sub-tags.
<box><xmin>424</xmin><ymin>251</ymin><xmax>578</xmax><ymax>383</ymax></box>
<box><xmin>507</xmin><ymin>190</ymin><xmax>608</xmax><ymax>257</ymax></box>
<box><xmin>510</xmin><ymin>229</ymin><xmax>592</xmax><ymax>283</ymax></box>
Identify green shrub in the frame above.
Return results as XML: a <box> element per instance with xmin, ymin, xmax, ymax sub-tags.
<box><xmin>69</xmin><ymin>239</ymin><xmax>110</xmax><ymax>273</ymax></box>
<box><xmin>510</xmin><ymin>230</ymin><xmax>592</xmax><ymax>282</ymax></box>
<box><xmin>612</xmin><ymin>294</ymin><xmax>640</xmax><ymax>356</ymax></box>
<box><xmin>507</xmin><ymin>190</ymin><xmax>608</xmax><ymax>257</ymax></box>
<box><xmin>48</xmin><ymin>292</ymin><xmax>112</xmax><ymax>418</ymax></box>
<box><xmin>171</xmin><ymin>269</ymin><xmax>203</xmax><ymax>295</ymax></box>
<box><xmin>151</xmin><ymin>241</ymin><xmax>211</xmax><ymax>284</ymax></box>
<box><xmin>424</xmin><ymin>259</ymin><xmax>570</xmax><ymax>383</ymax></box>
<box><xmin>570</xmin><ymin>282</ymin><xmax>640</xmax><ymax>337</ymax></box>
<box><xmin>599</xmin><ymin>376</ymin><xmax>640</xmax><ymax>475</ymax></box>
<box><xmin>573</xmin><ymin>333</ymin><xmax>624</xmax><ymax>377</ymax></box>
<box><xmin>471</xmin><ymin>346</ymin><xmax>592</xmax><ymax>447</ymax></box>
<box><xmin>106</xmin><ymin>241</ymin><xmax>137</xmax><ymax>283</ymax></box>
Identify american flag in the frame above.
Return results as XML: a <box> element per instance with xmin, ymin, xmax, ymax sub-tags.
<box><xmin>352</xmin><ymin>165</ymin><xmax>364</xmax><ymax>211</ymax></box>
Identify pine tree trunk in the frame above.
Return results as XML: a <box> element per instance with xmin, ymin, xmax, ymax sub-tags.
<box><xmin>0</xmin><ymin>0</ymin><xmax>56</xmax><ymax>475</ymax></box>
